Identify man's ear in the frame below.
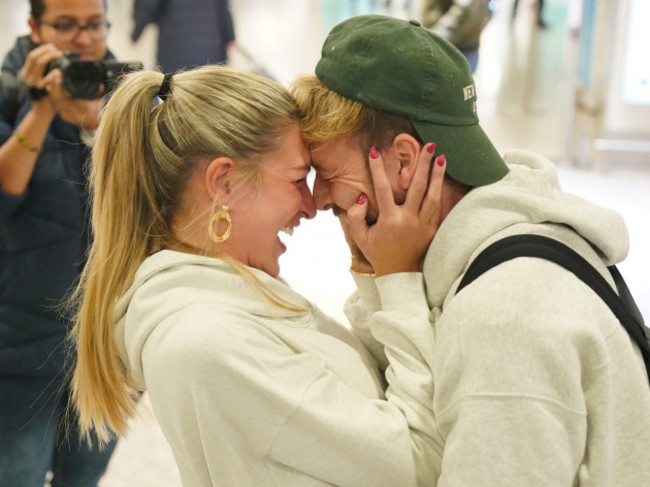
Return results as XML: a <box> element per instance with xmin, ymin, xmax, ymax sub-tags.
<box><xmin>204</xmin><ymin>157</ymin><xmax>235</xmax><ymax>201</ymax></box>
<box><xmin>28</xmin><ymin>16</ymin><xmax>42</xmax><ymax>45</ymax></box>
<box><xmin>388</xmin><ymin>134</ymin><xmax>422</xmax><ymax>190</ymax></box>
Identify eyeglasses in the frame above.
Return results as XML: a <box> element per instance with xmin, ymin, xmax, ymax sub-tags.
<box><xmin>38</xmin><ymin>20</ymin><xmax>111</xmax><ymax>42</ymax></box>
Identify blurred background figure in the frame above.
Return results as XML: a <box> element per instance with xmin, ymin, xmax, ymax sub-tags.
<box><xmin>512</xmin><ymin>0</ymin><xmax>547</xmax><ymax>28</ymax></box>
<box><xmin>131</xmin><ymin>0</ymin><xmax>235</xmax><ymax>73</ymax></box>
<box><xmin>421</xmin><ymin>0</ymin><xmax>493</xmax><ymax>72</ymax></box>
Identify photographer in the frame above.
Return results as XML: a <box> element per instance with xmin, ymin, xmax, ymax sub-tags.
<box><xmin>0</xmin><ymin>1</ymin><xmax>118</xmax><ymax>485</ymax></box>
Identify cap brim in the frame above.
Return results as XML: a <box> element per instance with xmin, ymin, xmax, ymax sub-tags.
<box><xmin>411</xmin><ymin>120</ymin><xmax>509</xmax><ymax>187</ymax></box>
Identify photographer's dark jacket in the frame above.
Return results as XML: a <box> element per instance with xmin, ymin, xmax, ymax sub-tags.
<box><xmin>131</xmin><ymin>0</ymin><xmax>235</xmax><ymax>73</ymax></box>
<box><xmin>0</xmin><ymin>36</ymin><xmax>111</xmax><ymax>376</ymax></box>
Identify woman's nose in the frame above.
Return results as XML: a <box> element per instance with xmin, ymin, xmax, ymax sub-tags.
<box><xmin>301</xmin><ymin>183</ymin><xmax>317</xmax><ymax>219</ymax></box>
<box><xmin>312</xmin><ymin>174</ymin><xmax>334</xmax><ymax>212</ymax></box>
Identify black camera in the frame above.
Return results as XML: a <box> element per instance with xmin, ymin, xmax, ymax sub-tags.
<box><xmin>45</xmin><ymin>52</ymin><xmax>143</xmax><ymax>99</ymax></box>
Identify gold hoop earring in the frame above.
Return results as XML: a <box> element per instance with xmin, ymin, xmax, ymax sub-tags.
<box><xmin>208</xmin><ymin>205</ymin><xmax>232</xmax><ymax>243</ymax></box>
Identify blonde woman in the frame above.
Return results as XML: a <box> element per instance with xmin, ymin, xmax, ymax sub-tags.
<box><xmin>69</xmin><ymin>65</ymin><xmax>447</xmax><ymax>487</ymax></box>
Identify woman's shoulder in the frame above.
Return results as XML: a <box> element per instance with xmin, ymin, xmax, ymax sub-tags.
<box><xmin>142</xmin><ymin>301</ymin><xmax>295</xmax><ymax>370</ymax></box>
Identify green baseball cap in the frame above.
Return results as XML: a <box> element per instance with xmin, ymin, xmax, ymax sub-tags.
<box><xmin>315</xmin><ymin>15</ymin><xmax>509</xmax><ymax>187</ymax></box>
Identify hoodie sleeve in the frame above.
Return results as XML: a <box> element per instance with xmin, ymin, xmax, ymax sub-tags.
<box><xmin>344</xmin><ymin>273</ymin><xmax>389</xmax><ymax>370</ymax></box>
<box><xmin>142</xmin><ymin>273</ymin><xmax>441</xmax><ymax>487</ymax></box>
<box><xmin>271</xmin><ymin>272</ymin><xmax>442</xmax><ymax>486</ymax></box>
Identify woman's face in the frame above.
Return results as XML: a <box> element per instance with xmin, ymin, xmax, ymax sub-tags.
<box><xmin>224</xmin><ymin>124</ymin><xmax>316</xmax><ymax>277</ymax></box>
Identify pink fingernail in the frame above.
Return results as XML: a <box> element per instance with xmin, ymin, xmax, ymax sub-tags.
<box><xmin>369</xmin><ymin>147</ymin><xmax>379</xmax><ymax>159</ymax></box>
<box><xmin>427</xmin><ymin>143</ymin><xmax>436</xmax><ymax>154</ymax></box>
<box><xmin>356</xmin><ymin>193</ymin><xmax>367</xmax><ymax>205</ymax></box>
<box><xmin>437</xmin><ymin>154</ymin><xmax>446</xmax><ymax>166</ymax></box>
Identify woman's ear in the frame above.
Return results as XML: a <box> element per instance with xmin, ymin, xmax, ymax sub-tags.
<box><xmin>389</xmin><ymin>134</ymin><xmax>422</xmax><ymax>190</ymax></box>
<box><xmin>204</xmin><ymin>157</ymin><xmax>235</xmax><ymax>201</ymax></box>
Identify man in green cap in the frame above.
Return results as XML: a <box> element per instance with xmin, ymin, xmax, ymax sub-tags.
<box><xmin>292</xmin><ymin>14</ymin><xmax>650</xmax><ymax>486</ymax></box>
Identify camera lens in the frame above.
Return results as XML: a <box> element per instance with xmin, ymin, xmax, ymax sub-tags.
<box><xmin>64</xmin><ymin>62</ymin><xmax>103</xmax><ymax>99</ymax></box>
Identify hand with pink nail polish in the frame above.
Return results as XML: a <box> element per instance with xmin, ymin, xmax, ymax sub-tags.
<box><xmin>347</xmin><ymin>143</ymin><xmax>447</xmax><ymax>276</ymax></box>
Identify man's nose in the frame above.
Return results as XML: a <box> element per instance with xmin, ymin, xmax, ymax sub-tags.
<box><xmin>312</xmin><ymin>174</ymin><xmax>334</xmax><ymax>211</ymax></box>
<box><xmin>73</xmin><ymin>27</ymin><xmax>93</xmax><ymax>45</ymax></box>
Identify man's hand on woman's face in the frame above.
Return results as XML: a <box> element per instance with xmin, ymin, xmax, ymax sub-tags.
<box><xmin>346</xmin><ymin>143</ymin><xmax>446</xmax><ymax>277</ymax></box>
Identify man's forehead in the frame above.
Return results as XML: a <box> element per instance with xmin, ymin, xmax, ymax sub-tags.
<box><xmin>310</xmin><ymin>137</ymin><xmax>357</xmax><ymax>163</ymax></box>
<box><xmin>310</xmin><ymin>140</ymin><xmax>367</xmax><ymax>179</ymax></box>
<box><xmin>44</xmin><ymin>0</ymin><xmax>105</xmax><ymax>16</ymax></box>
<box><xmin>309</xmin><ymin>150</ymin><xmax>334</xmax><ymax>173</ymax></box>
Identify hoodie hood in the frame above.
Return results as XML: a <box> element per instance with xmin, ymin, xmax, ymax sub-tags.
<box><xmin>423</xmin><ymin>149</ymin><xmax>629</xmax><ymax>307</ymax></box>
<box><xmin>114</xmin><ymin>250</ymin><xmax>312</xmax><ymax>390</ymax></box>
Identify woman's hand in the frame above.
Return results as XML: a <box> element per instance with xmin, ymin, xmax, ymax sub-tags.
<box><xmin>347</xmin><ymin>143</ymin><xmax>446</xmax><ymax>277</ymax></box>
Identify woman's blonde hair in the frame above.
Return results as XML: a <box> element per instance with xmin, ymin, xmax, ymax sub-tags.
<box><xmin>290</xmin><ymin>75</ymin><xmax>421</xmax><ymax>153</ymax></box>
<box><xmin>69</xmin><ymin>65</ymin><xmax>300</xmax><ymax>445</ymax></box>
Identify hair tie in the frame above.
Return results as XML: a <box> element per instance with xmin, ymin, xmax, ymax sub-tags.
<box><xmin>157</xmin><ymin>73</ymin><xmax>173</xmax><ymax>101</ymax></box>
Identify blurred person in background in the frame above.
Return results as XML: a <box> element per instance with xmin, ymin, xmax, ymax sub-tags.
<box><xmin>131</xmin><ymin>0</ymin><xmax>235</xmax><ymax>73</ymax></box>
<box><xmin>421</xmin><ymin>0</ymin><xmax>492</xmax><ymax>72</ymax></box>
<box><xmin>512</xmin><ymin>0</ymin><xmax>547</xmax><ymax>28</ymax></box>
<box><xmin>0</xmin><ymin>0</ymin><xmax>118</xmax><ymax>485</ymax></box>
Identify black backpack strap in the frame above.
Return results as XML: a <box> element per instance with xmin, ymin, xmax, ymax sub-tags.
<box><xmin>455</xmin><ymin>234</ymin><xmax>650</xmax><ymax>384</ymax></box>
<box><xmin>609</xmin><ymin>265</ymin><xmax>646</xmax><ymax>329</ymax></box>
